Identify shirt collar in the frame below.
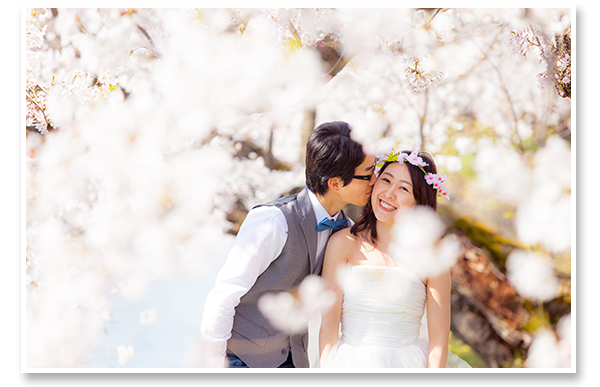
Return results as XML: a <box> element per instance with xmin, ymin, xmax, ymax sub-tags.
<box><xmin>307</xmin><ymin>189</ymin><xmax>340</xmax><ymax>226</ymax></box>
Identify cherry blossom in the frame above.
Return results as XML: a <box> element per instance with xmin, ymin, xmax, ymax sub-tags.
<box><xmin>434</xmin><ymin>174</ymin><xmax>447</xmax><ymax>184</ymax></box>
<box><xmin>389</xmin><ymin>206</ymin><xmax>462</xmax><ymax>279</ymax></box>
<box><xmin>405</xmin><ymin>151</ymin><xmax>429</xmax><ymax>167</ymax></box>
<box><xmin>258</xmin><ymin>275</ymin><xmax>336</xmax><ymax>334</ymax></box>
<box><xmin>525</xmin><ymin>314</ymin><xmax>571</xmax><ymax>368</ymax></box>
<box><xmin>425</xmin><ymin>173</ymin><xmax>437</xmax><ymax>184</ymax></box>
<box><xmin>437</xmin><ymin>185</ymin><xmax>450</xmax><ymax>200</ymax></box>
<box><xmin>117</xmin><ymin>345</ymin><xmax>135</xmax><ymax>366</ymax></box>
<box><xmin>505</xmin><ymin>250</ymin><xmax>559</xmax><ymax>302</ymax></box>
<box><xmin>138</xmin><ymin>307</ymin><xmax>157</xmax><ymax>325</ymax></box>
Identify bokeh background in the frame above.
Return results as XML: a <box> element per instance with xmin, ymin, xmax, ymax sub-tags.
<box><xmin>23</xmin><ymin>7</ymin><xmax>572</xmax><ymax>370</ymax></box>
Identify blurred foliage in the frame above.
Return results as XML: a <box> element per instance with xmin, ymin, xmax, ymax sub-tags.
<box><xmin>453</xmin><ymin>216</ymin><xmax>521</xmax><ymax>271</ymax></box>
<box><xmin>448</xmin><ymin>331</ymin><xmax>488</xmax><ymax>368</ymax></box>
<box><xmin>522</xmin><ymin>305</ymin><xmax>551</xmax><ymax>334</ymax></box>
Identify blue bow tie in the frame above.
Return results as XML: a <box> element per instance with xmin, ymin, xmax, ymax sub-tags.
<box><xmin>317</xmin><ymin>217</ymin><xmax>348</xmax><ymax>232</ymax></box>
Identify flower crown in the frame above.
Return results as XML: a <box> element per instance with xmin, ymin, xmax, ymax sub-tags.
<box><xmin>374</xmin><ymin>150</ymin><xmax>450</xmax><ymax>200</ymax></box>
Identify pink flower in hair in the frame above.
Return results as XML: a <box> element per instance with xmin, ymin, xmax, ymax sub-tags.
<box><xmin>425</xmin><ymin>173</ymin><xmax>437</xmax><ymax>184</ymax></box>
<box><xmin>406</xmin><ymin>151</ymin><xmax>428</xmax><ymax>167</ymax></box>
<box><xmin>398</xmin><ymin>152</ymin><xmax>410</xmax><ymax>163</ymax></box>
<box><xmin>438</xmin><ymin>185</ymin><xmax>450</xmax><ymax>200</ymax></box>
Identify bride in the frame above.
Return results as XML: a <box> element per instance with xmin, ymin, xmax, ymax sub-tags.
<box><xmin>318</xmin><ymin>149</ymin><xmax>470</xmax><ymax>368</ymax></box>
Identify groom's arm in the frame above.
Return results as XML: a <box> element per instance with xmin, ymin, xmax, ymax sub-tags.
<box><xmin>198</xmin><ymin>206</ymin><xmax>288</xmax><ymax>367</ymax></box>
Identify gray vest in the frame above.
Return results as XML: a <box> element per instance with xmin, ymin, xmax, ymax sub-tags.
<box><xmin>227</xmin><ymin>188</ymin><xmax>348</xmax><ymax>368</ymax></box>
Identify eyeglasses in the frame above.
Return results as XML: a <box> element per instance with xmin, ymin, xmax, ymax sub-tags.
<box><xmin>352</xmin><ymin>175</ymin><xmax>372</xmax><ymax>181</ymax></box>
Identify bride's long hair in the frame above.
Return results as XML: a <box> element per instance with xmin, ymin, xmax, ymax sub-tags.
<box><xmin>350</xmin><ymin>150</ymin><xmax>439</xmax><ymax>244</ymax></box>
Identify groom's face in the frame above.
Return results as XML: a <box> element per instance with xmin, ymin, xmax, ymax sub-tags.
<box><xmin>338</xmin><ymin>154</ymin><xmax>376</xmax><ymax>207</ymax></box>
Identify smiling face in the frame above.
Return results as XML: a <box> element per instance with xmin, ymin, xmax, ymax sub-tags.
<box><xmin>371</xmin><ymin>162</ymin><xmax>417</xmax><ymax>223</ymax></box>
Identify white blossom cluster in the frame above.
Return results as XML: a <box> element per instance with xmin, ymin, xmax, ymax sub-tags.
<box><xmin>402</xmin><ymin>56</ymin><xmax>448</xmax><ymax>93</ymax></box>
<box><xmin>258</xmin><ymin>275</ymin><xmax>336</xmax><ymax>334</ymax></box>
<box><xmin>525</xmin><ymin>314</ymin><xmax>571</xmax><ymax>368</ymax></box>
<box><xmin>508</xmin><ymin>27</ymin><xmax>543</xmax><ymax>59</ymax></box>
<box><xmin>474</xmin><ymin>135</ymin><xmax>571</xmax><ymax>255</ymax></box>
<box><xmin>389</xmin><ymin>206</ymin><xmax>463</xmax><ymax>280</ymax></box>
<box><xmin>26</xmin><ymin>8</ymin><xmax>49</xmax><ymax>50</ymax></box>
<box><xmin>26</xmin><ymin>9</ymin><xmax>52</xmax><ymax>133</ymax></box>
<box><xmin>506</xmin><ymin>16</ymin><xmax>572</xmax><ymax>98</ymax></box>
<box><xmin>25</xmin><ymin>8</ymin><xmax>50</xmax><ymax>82</ymax></box>
<box><xmin>138</xmin><ymin>307</ymin><xmax>158</xmax><ymax>325</ymax></box>
<box><xmin>116</xmin><ymin>345</ymin><xmax>134</xmax><ymax>366</ymax></box>
<box><xmin>473</xmin><ymin>124</ymin><xmax>571</xmax><ymax>368</ymax></box>
<box><xmin>271</xmin><ymin>8</ymin><xmax>343</xmax><ymax>50</ymax></box>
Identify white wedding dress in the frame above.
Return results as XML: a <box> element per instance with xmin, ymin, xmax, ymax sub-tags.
<box><xmin>323</xmin><ymin>265</ymin><xmax>471</xmax><ymax>368</ymax></box>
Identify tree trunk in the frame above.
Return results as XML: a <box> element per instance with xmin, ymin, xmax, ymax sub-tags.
<box><xmin>441</xmin><ymin>206</ymin><xmax>571</xmax><ymax>367</ymax></box>
<box><xmin>300</xmin><ymin>109</ymin><xmax>316</xmax><ymax>164</ymax></box>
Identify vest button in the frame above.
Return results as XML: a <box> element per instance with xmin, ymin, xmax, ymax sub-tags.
<box><xmin>281</xmin><ymin>349</ymin><xmax>287</xmax><ymax>355</ymax></box>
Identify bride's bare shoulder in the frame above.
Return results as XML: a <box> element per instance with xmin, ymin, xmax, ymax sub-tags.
<box><xmin>329</xmin><ymin>227</ymin><xmax>358</xmax><ymax>243</ymax></box>
<box><xmin>327</xmin><ymin>228</ymin><xmax>363</xmax><ymax>254</ymax></box>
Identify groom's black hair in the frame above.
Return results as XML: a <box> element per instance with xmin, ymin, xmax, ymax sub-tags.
<box><xmin>305</xmin><ymin>121</ymin><xmax>366</xmax><ymax>196</ymax></box>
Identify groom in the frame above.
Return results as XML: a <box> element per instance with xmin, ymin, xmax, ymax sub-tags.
<box><xmin>199</xmin><ymin>121</ymin><xmax>375</xmax><ymax>368</ymax></box>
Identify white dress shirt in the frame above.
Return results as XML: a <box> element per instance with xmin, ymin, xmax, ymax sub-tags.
<box><xmin>198</xmin><ymin>189</ymin><xmax>345</xmax><ymax>366</ymax></box>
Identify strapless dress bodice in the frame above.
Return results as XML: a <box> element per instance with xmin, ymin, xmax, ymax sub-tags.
<box><xmin>340</xmin><ymin>265</ymin><xmax>426</xmax><ymax>347</ymax></box>
<box><xmin>323</xmin><ymin>264</ymin><xmax>471</xmax><ymax>368</ymax></box>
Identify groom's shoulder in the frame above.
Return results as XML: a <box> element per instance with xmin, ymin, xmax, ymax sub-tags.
<box><xmin>253</xmin><ymin>188</ymin><xmax>307</xmax><ymax>211</ymax></box>
<box><xmin>253</xmin><ymin>193</ymin><xmax>299</xmax><ymax>210</ymax></box>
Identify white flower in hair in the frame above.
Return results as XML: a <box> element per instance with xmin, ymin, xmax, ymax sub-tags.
<box><xmin>437</xmin><ymin>185</ymin><xmax>450</xmax><ymax>200</ymax></box>
<box><xmin>375</xmin><ymin>150</ymin><xmax>392</xmax><ymax>162</ymax></box>
<box><xmin>425</xmin><ymin>173</ymin><xmax>437</xmax><ymax>184</ymax></box>
<box><xmin>406</xmin><ymin>151</ymin><xmax>428</xmax><ymax>167</ymax></box>
<box><xmin>424</xmin><ymin>172</ymin><xmax>450</xmax><ymax>200</ymax></box>
<box><xmin>374</xmin><ymin>149</ymin><xmax>397</xmax><ymax>177</ymax></box>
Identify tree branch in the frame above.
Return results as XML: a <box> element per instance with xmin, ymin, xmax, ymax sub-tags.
<box><xmin>420</xmin><ymin>88</ymin><xmax>429</xmax><ymax>149</ymax></box>
<box><xmin>467</xmin><ymin>35</ymin><xmax>526</xmax><ymax>153</ymax></box>
<box><xmin>136</xmin><ymin>24</ymin><xmax>161</xmax><ymax>57</ymax></box>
